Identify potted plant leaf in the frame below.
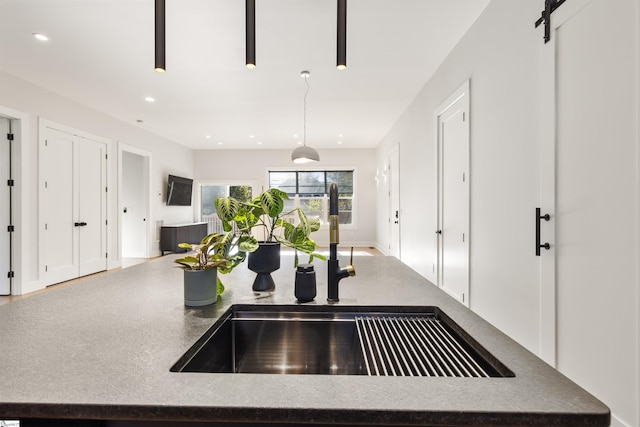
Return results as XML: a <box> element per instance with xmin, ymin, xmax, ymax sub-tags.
<box><xmin>174</xmin><ymin>231</ymin><xmax>259</xmax><ymax>306</ymax></box>
<box><xmin>215</xmin><ymin>188</ymin><xmax>325</xmax><ymax>291</ymax></box>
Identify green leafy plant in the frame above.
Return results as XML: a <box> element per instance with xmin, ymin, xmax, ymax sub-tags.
<box><xmin>215</xmin><ymin>188</ymin><xmax>325</xmax><ymax>266</ymax></box>
<box><xmin>174</xmin><ymin>231</ymin><xmax>259</xmax><ymax>295</ymax></box>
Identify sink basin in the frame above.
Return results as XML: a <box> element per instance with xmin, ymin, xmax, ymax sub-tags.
<box><xmin>171</xmin><ymin>305</ymin><xmax>514</xmax><ymax>377</ymax></box>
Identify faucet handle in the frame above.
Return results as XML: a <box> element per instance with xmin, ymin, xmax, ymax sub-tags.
<box><xmin>347</xmin><ymin>247</ymin><xmax>356</xmax><ymax>277</ymax></box>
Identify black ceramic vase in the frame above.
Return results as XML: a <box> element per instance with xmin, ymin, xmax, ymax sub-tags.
<box><xmin>248</xmin><ymin>242</ymin><xmax>281</xmax><ymax>291</ymax></box>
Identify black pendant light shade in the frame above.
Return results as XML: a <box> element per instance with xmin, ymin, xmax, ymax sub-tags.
<box><xmin>337</xmin><ymin>0</ymin><xmax>347</xmax><ymax>70</ymax></box>
<box><xmin>246</xmin><ymin>0</ymin><xmax>256</xmax><ymax>69</ymax></box>
<box><xmin>155</xmin><ymin>0</ymin><xmax>166</xmax><ymax>73</ymax></box>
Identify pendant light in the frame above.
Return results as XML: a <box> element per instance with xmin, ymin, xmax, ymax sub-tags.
<box><xmin>337</xmin><ymin>0</ymin><xmax>347</xmax><ymax>70</ymax></box>
<box><xmin>155</xmin><ymin>0</ymin><xmax>166</xmax><ymax>73</ymax></box>
<box><xmin>246</xmin><ymin>0</ymin><xmax>256</xmax><ymax>69</ymax></box>
<box><xmin>291</xmin><ymin>71</ymin><xmax>320</xmax><ymax>164</ymax></box>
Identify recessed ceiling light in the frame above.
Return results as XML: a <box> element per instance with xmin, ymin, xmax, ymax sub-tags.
<box><xmin>249</xmin><ymin>134</ymin><xmax>254</xmax><ymax>139</ymax></box>
<box><xmin>338</xmin><ymin>134</ymin><xmax>343</xmax><ymax>137</ymax></box>
<box><xmin>337</xmin><ymin>141</ymin><xmax>343</xmax><ymax>145</ymax></box>
<box><xmin>297</xmin><ymin>141</ymin><xmax>303</xmax><ymax>145</ymax></box>
<box><xmin>206</xmin><ymin>135</ymin><xmax>211</xmax><ymax>139</ymax></box>
<box><xmin>257</xmin><ymin>141</ymin><xmax>262</xmax><ymax>145</ymax></box>
<box><xmin>32</xmin><ymin>33</ymin><xmax>49</xmax><ymax>41</ymax></box>
<box><xmin>218</xmin><ymin>142</ymin><xmax>223</xmax><ymax>145</ymax></box>
<box><xmin>293</xmin><ymin>134</ymin><xmax>299</xmax><ymax>138</ymax></box>
<box><xmin>144</xmin><ymin>96</ymin><xmax>155</xmax><ymax>103</ymax></box>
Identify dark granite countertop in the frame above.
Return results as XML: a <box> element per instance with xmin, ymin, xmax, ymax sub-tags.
<box><xmin>0</xmin><ymin>254</ymin><xmax>609</xmax><ymax>426</ymax></box>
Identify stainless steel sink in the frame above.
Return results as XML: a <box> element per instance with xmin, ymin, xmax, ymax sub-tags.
<box><xmin>171</xmin><ymin>305</ymin><xmax>514</xmax><ymax>377</ymax></box>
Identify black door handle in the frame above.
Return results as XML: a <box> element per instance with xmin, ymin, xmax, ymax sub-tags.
<box><xmin>536</xmin><ymin>208</ymin><xmax>550</xmax><ymax>256</ymax></box>
<box><xmin>435</xmin><ymin>230</ymin><xmax>442</xmax><ymax>235</ymax></box>
<box><xmin>74</xmin><ymin>222</ymin><xmax>81</xmax><ymax>227</ymax></box>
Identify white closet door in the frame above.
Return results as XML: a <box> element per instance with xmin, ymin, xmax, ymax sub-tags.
<box><xmin>40</xmin><ymin>129</ymin><xmax>78</xmax><ymax>284</ymax></box>
<box><xmin>78</xmin><ymin>138</ymin><xmax>107</xmax><ymax>276</ymax></box>
<box><xmin>436</xmin><ymin>82</ymin><xmax>470</xmax><ymax>306</ymax></box>
<box><xmin>40</xmin><ymin>125</ymin><xmax>108</xmax><ymax>286</ymax></box>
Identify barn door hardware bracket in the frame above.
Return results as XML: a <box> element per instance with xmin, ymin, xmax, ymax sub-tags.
<box><xmin>536</xmin><ymin>208</ymin><xmax>551</xmax><ymax>256</ymax></box>
<box><xmin>535</xmin><ymin>0</ymin><xmax>566</xmax><ymax>43</ymax></box>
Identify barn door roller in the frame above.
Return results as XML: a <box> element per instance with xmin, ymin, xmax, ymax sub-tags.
<box><xmin>534</xmin><ymin>0</ymin><xmax>567</xmax><ymax>43</ymax></box>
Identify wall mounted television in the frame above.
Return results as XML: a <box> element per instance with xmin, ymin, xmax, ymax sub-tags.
<box><xmin>166</xmin><ymin>175</ymin><xmax>193</xmax><ymax>206</ymax></box>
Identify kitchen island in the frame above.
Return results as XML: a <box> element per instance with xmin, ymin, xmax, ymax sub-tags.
<box><xmin>0</xmin><ymin>254</ymin><xmax>609</xmax><ymax>426</ymax></box>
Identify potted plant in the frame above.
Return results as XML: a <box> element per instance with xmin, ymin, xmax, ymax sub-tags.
<box><xmin>174</xmin><ymin>231</ymin><xmax>258</xmax><ymax>306</ymax></box>
<box><xmin>215</xmin><ymin>188</ymin><xmax>325</xmax><ymax>291</ymax></box>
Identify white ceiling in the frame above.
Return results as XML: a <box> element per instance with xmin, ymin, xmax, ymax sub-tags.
<box><xmin>0</xmin><ymin>0</ymin><xmax>490</xmax><ymax>150</ymax></box>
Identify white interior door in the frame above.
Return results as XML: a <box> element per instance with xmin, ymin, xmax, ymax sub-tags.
<box><xmin>40</xmin><ymin>128</ymin><xmax>78</xmax><ymax>284</ymax></box>
<box><xmin>40</xmin><ymin>125</ymin><xmax>108</xmax><ymax>286</ymax></box>
<box><xmin>436</xmin><ymin>81</ymin><xmax>469</xmax><ymax>306</ymax></box>
<box><xmin>540</xmin><ymin>0</ymin><xmax>639</xmax><ymax>424</ymax></box>
<box><xmin>78</xmin><ymin>139</ymin><xmax>107</xmax><ymax>276</ymax></box>
<box><xmin>0</xmin><ymin>118</ymin><xmax>10</xmax><ymax>294</ymax></box>
<box><xmin>555</xmin><ymin>1</ymin><xmax>638</xmax><ymax>423</ymax></box>
<box><xmin>388</xmin><ymin>145</ymin><xmax>400</xmax><ymax>259</ymax></box>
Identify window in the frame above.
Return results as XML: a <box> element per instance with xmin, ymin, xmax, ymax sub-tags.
<box><xmin>268</xmin><ymin>170</ymin><xmax>354</xmax><ymax>226</ymax></box>
<box><xmin>199</xmin><ymin>184</ymin><xmax>253</xmax><ymax>233</ymax></box>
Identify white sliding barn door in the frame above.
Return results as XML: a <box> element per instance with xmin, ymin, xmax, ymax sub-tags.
<box><xmin>540</xmin><ymin>0</ymin><xmax>639</xmax><ymax>424</ymax></box>
<box><xmin>40</xmin><ymin>124</ymin><xmax>107</xmax><ymax>286</ymax></box>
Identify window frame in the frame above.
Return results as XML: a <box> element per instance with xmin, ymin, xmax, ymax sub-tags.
<box><xmin>266</xmin><ymin>167</ymin><xmax>357</xmax><ymax>230</ymax></box>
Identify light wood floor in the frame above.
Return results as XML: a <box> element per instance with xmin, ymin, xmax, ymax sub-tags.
<box><xmin>0</xmin><ymin>247</ymin><xmax>383</xmax><ymax>305</ymax></box>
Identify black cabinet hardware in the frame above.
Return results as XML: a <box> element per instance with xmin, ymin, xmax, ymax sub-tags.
<box><xmin>536</xmin><ymin>208</ymin><xmax>550</xmax><ymax>256</ymax></box>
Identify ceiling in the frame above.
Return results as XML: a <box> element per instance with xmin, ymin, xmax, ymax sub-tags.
<box><xmin>0</xmin><ymin>0</ymin><xmax>490</xmax><ymax>150</ymax></box>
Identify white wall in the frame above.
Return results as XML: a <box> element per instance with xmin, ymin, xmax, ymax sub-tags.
<box><xmin>193</xmin><ymin>148</ymin><xmax>377</xmax><ymax>247</ymax></box>
<box><xmin>375</xmin><ymin>0</ymin><xmax>639</xmax><ymax>425</ymax></box>
<box><xmin>0</xmin><ymin>71</ymin><xmax>194</xmax><ymax>291</ymax></box>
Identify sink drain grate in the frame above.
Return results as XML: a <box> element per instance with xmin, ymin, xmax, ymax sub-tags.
<box><xmin>355</xmin><ymin>316</ymin><xmax>490</xmax><ymax>377</ymax></box>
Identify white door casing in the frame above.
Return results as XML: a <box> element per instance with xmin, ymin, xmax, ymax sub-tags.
<box><xmin>436</xmin><ymin>81</ymin><xmax>470</xmax><ymax>306</ymax></box>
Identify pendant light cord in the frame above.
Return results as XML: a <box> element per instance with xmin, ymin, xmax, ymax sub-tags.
<box><xmin>303</xmin><ymin>75</ymin><xmax>309</xmax><ymax>147</ymax></box>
